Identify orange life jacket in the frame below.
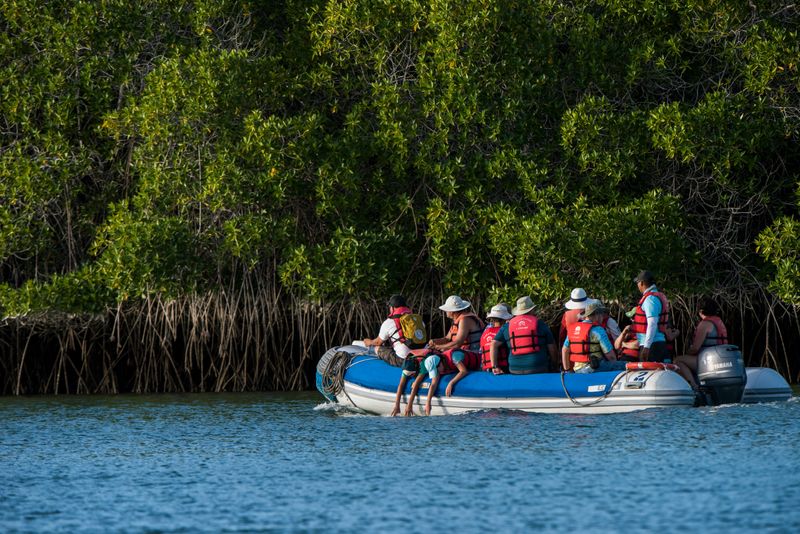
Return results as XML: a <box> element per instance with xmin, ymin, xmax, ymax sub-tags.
<box><xmin>447</xmin><ymin>312</ymin><xmax>485</xmax><ymax>352</ymax></box>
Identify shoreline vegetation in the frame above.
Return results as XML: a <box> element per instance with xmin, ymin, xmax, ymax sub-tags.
<box><xmin>2</xmin><ymin>287</ymin><xmax>798</xmax><ymax>395</ymax></box>
<box><xmin>1</xmin><ymin>1</ymin><xmax>799</xmax><ymax>393</ymax></box>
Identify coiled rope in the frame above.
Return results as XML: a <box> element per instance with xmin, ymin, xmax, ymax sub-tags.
<box><xmin>319</xmin><ymin>350</ymin><xmax>378</xmax><ymax>407</ymax></box>
<box><xmin>320</xmin><ymin>350</ymin><xmax>354</xmax><ymax>397</ymax></box>
<box><xmin>560</xmin><ymin>369</ymin><xmax>631</xmax><ymax>407</ymax></box>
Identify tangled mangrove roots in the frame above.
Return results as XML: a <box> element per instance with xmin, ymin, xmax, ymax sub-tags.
<box><xmin>0</xmin><ymin>284</ymin><xmax>797</xmax><ymax>395</ymax></box>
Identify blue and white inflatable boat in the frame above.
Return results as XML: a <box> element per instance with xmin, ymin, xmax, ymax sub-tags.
<box><xmin>316</xmin><ymin>345</ymin><xmax>793</xmax><ymax>415</ymax></box>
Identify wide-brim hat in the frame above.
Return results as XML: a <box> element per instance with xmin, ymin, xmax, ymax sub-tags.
<box><xmin>564</xmin><ymin>287</ymin><xmax>589</xmax><ymax>310</ymax></box>
<box><xmin>511</xmin><ymin>296</ymin><xmax>536</xmax><ymax>316</ymax></box>
<box><xmin>439</xmin><ymin>295</ymin><xmax>471</xmax><ymax>312</ymax></box>
<box><xmin>581</xmin><ymin>299</ymin><xmax>608</xmax><ymax>319</ymax></box>
<box><xmin>486</xmin><ymin>304</ymin><xmax>513</xmax><ymax>321</ymax></box>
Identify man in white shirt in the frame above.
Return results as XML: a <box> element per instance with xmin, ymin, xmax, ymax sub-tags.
<box><xmin>363</xmin><ymin>294</ymin><xmax>413</xmax><ymax>367</ymax></box>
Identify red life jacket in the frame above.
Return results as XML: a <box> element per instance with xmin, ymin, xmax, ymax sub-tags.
<box><xmin>387</xmin><ymin>305</ymin><xmax>413</xmax><ymax>344</ymax></box>
<box><xmin>631</xmin><ymin>290</ymin><xmax>670</xmax><ymax>336</ymax></box>
<box><xmin>701</xmin><ymin>316</ymin><xmax>728</xmax><ymax>346</ymax></box>
<box><xmin>618</xmin><ymin>331</ymin><xmax>640</xmax><ymax>361</ymax></box>
<box><xmin>439</xmin><ymin>349</ymin><xmax>481</xmax><ymax>374</ymax></box>
<box><xmin>508</xmin><ymin>314</ymin><xmax>545</xmax><ymax>356</ymax></box>
<box><xmin>447</xmin><ymin>312</ymin><xmax>485</xmax><ymax>351</ymax></box>
<box><xmin>480</xmin><ymin>326</ymin><xmax>508</xmax><ymax>371</ymax></box>
<box><xmin>559</xmin><ymin>308</ymin><xmax>583</xmax><ymax>345</ymax></box>
<box><xmin>567</xmin><ymin>321</ymin><xmax>598</xmax><ymax>363</ymax></box>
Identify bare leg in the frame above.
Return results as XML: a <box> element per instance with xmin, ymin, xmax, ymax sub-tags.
<box><xmin>675</xmin><ymin>355</ymin><xmax>699</xmax><ymax>389</ymax></box>
<box><xmin>404</xmin><ymin>374</ymin><xmax>425</xmax><ymax>416</ymax></box>
<box><xmin>425</xmin><ymin>375</ymin><xmax>441</xmax><ymax>416</ymax></box>
<box><xmin>391</xmin><ymin>374</ymin><xmax>409</xmax><ymax>416</ymax></box>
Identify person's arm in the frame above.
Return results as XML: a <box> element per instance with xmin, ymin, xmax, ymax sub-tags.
<box><xmin>642</xmin><ymin>295</ymin><xmax>660</xmax><ymax>349</ymax></box>
<box><xmin>446</xmin><ymin>362</ymin><xmax>468</xmax><ymax>397</ymax></box>
<box><xmin>404</xmin><ymin>374</ymin><xmax>426</xmax><ymax>416</ymax></box>
<box><xmin>428</xmin><ymin>336</ymin><xmax>450</xmax><ymax>349</ymax></box>
<box><xmin>561</xmin><ymin>341</ymin><xmax>571</xmax><ymax>372</ymax></box>
<box><xmin>434</xmin><ymin>318</ymin><xmax>472</xmax><ymax>352</ymax></box>
<box><xmin>687</xmin><ymin>321</ymin><xmax>712</xmax><ymax>356</ymax></box>
<box><xmin>425</xmin><ymin>375</ymin><xmax>441</xmax><ymax>416</ymax></box>
<box><xmin>391</xmin><ymin>374</ymin><xmax>409</xmax><ymax>417</ymax></box>
<box><xmin>490</xmin><ymin>340</ymin><xmax>505</xmax><ymax>374</ymax></box>
<box><xmin>363</xmin><ymin>336</ymin><xmax>383</xmax><ymax>347</ymax></box>
<box><xmin>614</xmin><ymin>326</ymin><xmax>630</xmax><ymax>351</ymax></box>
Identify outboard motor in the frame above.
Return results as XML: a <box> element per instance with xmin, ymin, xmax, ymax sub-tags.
<box><xmin>697</xmin><ymin>344</ymin><xmax>747</xmax><ymax>406</ymax></box>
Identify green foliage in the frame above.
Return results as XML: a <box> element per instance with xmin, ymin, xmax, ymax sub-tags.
<box><xmin>757</xmin><ymin>211</ymin><xmax>800</xmax><ymax>306</ymax></box>
<box><xmin>1</xmin><ymin>0</ymin><xmax>799</xmax><ymax>314</ymax></box>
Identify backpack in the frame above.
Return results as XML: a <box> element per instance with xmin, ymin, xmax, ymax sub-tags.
<box><xmin>394</xmin><ymin>313</ymin><xmax>428</xmax><ymax>348</ymax></box>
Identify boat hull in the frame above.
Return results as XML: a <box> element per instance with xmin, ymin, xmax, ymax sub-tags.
<box><xmin>321</xmin><ymin>346</ymin><xmax>696</xmax><ymax>415</ymax></box>
<box><xmin>317</xmin><ymin>345</ymin><xmax>794</xmax><ymax>415</ymax></box>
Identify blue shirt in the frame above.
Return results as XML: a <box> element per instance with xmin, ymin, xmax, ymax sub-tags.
<box><xmin>636</xmin><ymin>285</ymin><xmax>667</xmax><ymax>347</ymax></box>
<box><xmin>494</xmin><ymin>318</ymin><xmax>554</xmax><ymax>373</ymax></box>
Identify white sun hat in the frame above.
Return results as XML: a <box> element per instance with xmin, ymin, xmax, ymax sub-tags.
<box><xmin>564</xmin><ymin>287</ymin><xmax>589</xmax><ymax>310</ymax></box>
<box><xmin>439</xmin><ymin>295</ymin><xmax>471</xmax><ymax>312</ymax></box>
<box><xmin>486</xmin><ymin>304</ymin><xmax>513</xmax><ymax>321</ymax></box>
<box><xmin>511</xmin><ymin>296</ymin><xmax>536</xmax><ymax>316</ymax></box>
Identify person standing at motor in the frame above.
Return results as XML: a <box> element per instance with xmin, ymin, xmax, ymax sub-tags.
<box><xmin>562</xmin><ymin>300</ymin><xmax>626</xmax><ymax>373</ymax></box>
<box><xmin>631</xmin><ymin>271</ymin><xmax>672</xmax><ymax>363</ymax></box>
<box><xmin>491</xmin><ymin>296</ymin><xmax>556</xmax><ymax>375</ymax></box>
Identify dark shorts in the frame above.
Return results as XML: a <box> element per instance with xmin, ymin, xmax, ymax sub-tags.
<box><xmin>401</xmin><ymin>356</ymin><xmax>421</xmax><ymax>377</ymax></box>
<box><xmin>375</xmin><ymin>346</ymin><xmax>404</xmax><ymax>367</ymax></box>
<box><xmin>643</xmin><ymin>342</ymin><xmax>670</xmax><ymax>363</ymax></box>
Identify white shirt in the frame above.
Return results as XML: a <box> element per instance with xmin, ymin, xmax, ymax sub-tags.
<box><xmin>606</xmin><ymin>317</ymin><xmax>621</xmax><ymax>340</ymax></box>
<box><xmin>378</xmin><ymin>318</ymin><xmax>411</xmax><ymax>359</ymax></box>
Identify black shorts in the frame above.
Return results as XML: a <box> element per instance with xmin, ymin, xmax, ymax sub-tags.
<box><xmin>644</xmin><ymin>342</ymin><xmax>670</xmax><ymax>363</ymax></box>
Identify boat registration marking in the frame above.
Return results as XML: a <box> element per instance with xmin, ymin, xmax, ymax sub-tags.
<box><xmin>588</xmin><ymin>385</ymin><xmax>606</xmax><ymax>392</ymax></box>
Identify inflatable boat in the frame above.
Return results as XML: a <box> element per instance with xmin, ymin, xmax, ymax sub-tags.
<box><xmin>316</xmin><ymin>345</ymin><xmax>793</xmax><ymax>415</ymax></box>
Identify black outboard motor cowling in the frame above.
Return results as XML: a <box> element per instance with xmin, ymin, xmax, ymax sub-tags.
<box><xmin>697</xmin><ymin>344</ymin><xmax>747</xmax><ymax>406</ymax></box>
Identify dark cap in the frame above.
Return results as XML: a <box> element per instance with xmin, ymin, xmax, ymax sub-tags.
<box><xmin>387</xmin><ymin>294</ymin><xmax>407</xmax><ymax>308</ymax></box>
<box><xmin>633</xmin><ymin>270</ymin><xmax>655</xmax><ymax>285</ymax></box>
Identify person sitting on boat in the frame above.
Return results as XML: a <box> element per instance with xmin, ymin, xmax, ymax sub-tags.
<box><xmin>562</xmin><ymin>300</ymin><xmax>626</xmax><ymax>373</ymax></box>
<box><xmin>491</xmin><ymin>296</ymin><xmax>556</xmax><ymax>375</ymax></box>
<box><xmin>559</xmin><ymin>288</ymin><xmax>589</xmax><ymax>346</ymax></box>
<box><xmin>614</xmin><ymin>307</ymin><xmax>641</xmax><ymax>362</ymax></box>
<box><xmin>480</xmin><ymin>303</ymin><xmax>512</xmax><ymax>373</ymax></box>
<box><xmin>674</xmin><ymin>297</ymin><xmax>730</xmax><ymax>392</ymax></box>
<box><xmin>631</xmin><ymin>270</ymin><xmax>672</xmax><ymax>363</ymax></box>
<box><xmin>362</xmin><ymin>294</ymin><xmax>425</xmax><ymax>368</ymax></box>
<box><xmin>587</xmin><ymin>298</ymin><xmax>621</xmax><ymax>341</ymax></box>
<box><xmin>402</xmin><ymin>295</ymin><xmax>484</xmax><ymax>415</ymax></box>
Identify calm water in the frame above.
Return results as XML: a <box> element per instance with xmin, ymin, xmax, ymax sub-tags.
<box><xmin>1</xmin><ymin>392</ymin><xmax>799</xmax><ymax>533</ymax></box>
